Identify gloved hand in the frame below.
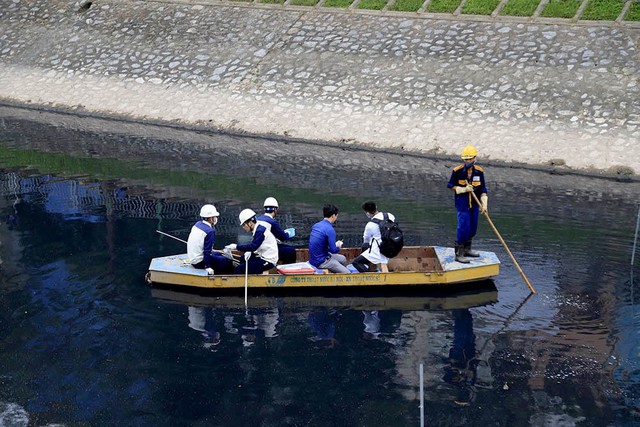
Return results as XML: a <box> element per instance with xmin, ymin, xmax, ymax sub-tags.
<box><xmin>244</xmin><ymin>251</ymin><xmax>251</xmax><ymax>261</ymax></box>
<box><xmin>455</xmin><ymin>184</ymin><xmax>474</xmax><ymax>194</ymax></box>
<box><xmin>336</xmin><ymin>240</ymin><xmax>343</xmax><ymax>249</ymax></box>
<box><xmin>480</xmin><ymin>194</ymin><xmax>488</xmax><ymax>214</ymax></box>
<box><xmin>284</xmin><ymin>227</ymin><xmax>296</xmax><ymax>238</ymax></box>
<box><xmin>205</xmin><ymin>268</ymin><xmax>214</xmax><ymax>275</ymax></box>
<box><xmin>225</xmin><ymin>243</ymin><xmax>237</xmax><ymax>251</ymax></box>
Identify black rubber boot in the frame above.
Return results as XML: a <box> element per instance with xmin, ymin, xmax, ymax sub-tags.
<box><xmin>455</xmin><ymin>244</ymin><xmax>471</xmax><ymax>263</ymax></box>
<box><xmin>464</xmin><ymin>240</ymin><xmax>480</xmax><ymax>257</ymax></box>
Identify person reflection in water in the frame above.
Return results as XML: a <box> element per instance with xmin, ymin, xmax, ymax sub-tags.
<box><xmin>188</xmin><ymin>306</ymin><xmax>221</xmax><ymax>350</ymax></box>
<box><xmin>443</xmin><ymin>309</ymin><xmax>479</xmax><ymax>406</ymax></box>
<box><xmin>307</xmin><ymin>308</ymin><xmax>338</xmax><ymax>349</ymax></box>
<box><xmin>362</xmin><ymin>311</ymin><xmax>381</xmax><ymax>340</ymax></box>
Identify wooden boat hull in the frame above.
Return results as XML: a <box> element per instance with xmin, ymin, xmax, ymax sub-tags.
<box><xmin>147</xmin><ymin>246</ymin><xmax>500</xmax><ymax>290</ymax></box>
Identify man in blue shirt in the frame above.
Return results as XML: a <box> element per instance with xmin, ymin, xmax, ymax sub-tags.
<box><xmin>257</xmin><ymin>197</ymin><xmax>297</xmax><ymax>264</ymax></box>
<box><xmin>447</xmin><ymin>145</ymin><xmax>488</xmax><ymax>263</ymax></box>
<box><xmin>308</xmin><ymin>204</ymin><xmax>349</xmax><ymax>273</ymax></box>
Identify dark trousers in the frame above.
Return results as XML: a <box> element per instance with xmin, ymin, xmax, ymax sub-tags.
<box><xmin>352</xmin><ymin>254</ymin><xmax>372</xmax><ymax>273</ymax></box>
<box><xmin>278</xmin><ymin>243</ymin><xmax>297</xmax><ymax>264</ymax></box>
<box><xmin>233</xmin><ymin>257</ymin><xmax>275</xmax><ymax>275</ymax></box>
<box><xmin>456</xmin><ymin>207</ymin><xmax>479</xmax><ymax>245</ymax></box>
<box><xmin>192</xmin><ymin>253</ymin><xmax>234</xmax><ymax>274</ymax></box>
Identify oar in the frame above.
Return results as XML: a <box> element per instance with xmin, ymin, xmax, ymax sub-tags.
<box><xmin>469</xmin><ymin>192</ymin><xmax>537</xmax><ymax>294</ymax></box>
<box><xmin>243</xmin><ymin>252</ymin><xmax>251</xmax><ymax>314</ymax></box>
<box><xmin>155</xmin><ymin>230</ymin><xmax>240</xmax><ymax>263</ymax></box>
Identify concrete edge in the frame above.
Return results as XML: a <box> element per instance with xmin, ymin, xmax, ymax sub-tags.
<box><xmin>2</xmin><ymin>99</ymin><xmax>637</xmax><ymax>183</ymax></box>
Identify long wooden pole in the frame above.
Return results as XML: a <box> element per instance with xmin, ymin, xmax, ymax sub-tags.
<box><xmin>156</xmin><ymin>229</ymin><xmax>187</xmax><ymax>244</ymax></box>
<box><xmin>470</xmin><ymin>192</ymin><xmax>536</xmax><ymax>294</ymax></box>
<box><xmin>156</xmin><ymin>230</ymin><xmax>240</xmax><ymax>262</ymax></box>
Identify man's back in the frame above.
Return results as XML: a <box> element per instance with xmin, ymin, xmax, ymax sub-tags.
<box><xmin>308</xmin><ymin>219</ymin><xmax>332</xmax><ymax>267</ymax></box>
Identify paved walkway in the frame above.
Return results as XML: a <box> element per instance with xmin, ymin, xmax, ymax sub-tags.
<box><xmin>0</xmin><ymin>0</ymin><xmax>638</xmax><ymax>174</ymax></box>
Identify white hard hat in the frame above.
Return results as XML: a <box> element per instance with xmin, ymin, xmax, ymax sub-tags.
<box><xmin>199</xmin><ymin>204</ymin><xmax>219</xmax><ymax>218</ymax></box>
<box><xmin>263</xmin><ymin>197</ymin><xmax>279</xmax><ymax>208</ymax></box>
<box><xmin>239</xmin><ymin>208</ymin><xmax>257</xmax><ymax>225</ymax></box>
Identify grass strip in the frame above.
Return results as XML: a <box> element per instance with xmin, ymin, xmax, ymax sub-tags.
<box><xmin>625</xmin><ymin>1</ymin><xmax>640</xmax><ymax>20</ymax></box>
<box><xmin>290</xmin><ymin>0</ymin><xmax>319</xmax><ymax>4</ymax></box>
<box><xmin>581</xmin><ymin>0</ymin><xmax>624</xmax><ymax>19</ymax></box>
<box><xmin>427</xmin><ymin>0</ymin><xmax>462</xmax><ymax>12</ymax></box>
<box><xmin>462</xmin><ymin>0</ymin><xmax>501</xmax><ymax>14</ymax></box>
<box><xmin>357</xmin><ymin>0</ymin><xmax>387</xmax><ymax>9</ymax></box>
<box><xmin>389</xmin><ymin>0</ymin><xmax>423</xmax><ymax>10</ymax></box>
<box><xmin>541</xmin><ymin>0</ymin><xmax>581</xmax><ymax>17</ymax></box>
<box><xmin>260</xmin><ymin>0</ymin><xmax>286</xmax><ymax>4</ymax></box>
<box><xmin>500</xmin><ymin>0</ymin><xmax>539</xmax><ymax>15</ymax></box>
<box><xmin>323</xmin><ymin>0</ymin><xmax>354</xmax><ymax>7</ymax></box>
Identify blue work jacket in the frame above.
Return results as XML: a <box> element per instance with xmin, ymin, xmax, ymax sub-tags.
<box><xmin>447</xmin><ymin>164</ymin><xmax>488</xmax><ymax>211</ymax></box>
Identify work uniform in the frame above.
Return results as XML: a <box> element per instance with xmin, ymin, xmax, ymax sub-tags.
<box><xmin>447</xmin><ymin>164</ymin><xmax>487</xmax><ymax>246</ymax></box>
<box><xmin>257</xmin><ymin>214</ymin><xmax>296</xmax><ymax>264</ymax></box>
<box><xmin>187</xmin><ymin>220</ymin><xmax>233</xmax><ymax>273</ymax></box>
<box><xmin>234</xmin><ymin>220</ymin><xmax>279</xmax><ymax>274</ymax></box>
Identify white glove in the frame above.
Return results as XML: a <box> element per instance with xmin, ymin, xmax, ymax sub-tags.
<box><xmin>285</xmin><ymin>227</ymin><xmax>296</xmax><ymax>238</ymax></box>
<box><xmin>336</xmin><ymin>240</ymin><xmax>343</xmax><ymax>249</ymax></box>
<box><xmin>225</xmin><ymin>243</ymin><xmax>237</xmax><ymax>251</ymax></box>
<box><xmin>455</xmin><ymin>184</ymin><xmax>474</xmax><ymax>194</ymax></box>
<box><xmin>480</xmin><ymin>194</ymin><xmax>488</xmax><ymax>213</ymax></box>
<box><xmin>244</xmin><ymin>252</ymin><xmax>251</xmax><ymax>261</ymax></box>
<box><xmin>205</xmin><ymin>268</ymin><xmax>214</xmax><ymax>275</ymax></box>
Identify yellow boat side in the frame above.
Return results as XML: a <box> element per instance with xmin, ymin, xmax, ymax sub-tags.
<box><xmin>147</xmin><ymin>246</ymin><xmax>500</xmax><ymax>290</ymax></box>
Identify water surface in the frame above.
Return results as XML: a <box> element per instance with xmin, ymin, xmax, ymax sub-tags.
<box><xmin>0</xmin><ymin>107</ymin><xmax>639</xmax><ymax>426</ymax></box>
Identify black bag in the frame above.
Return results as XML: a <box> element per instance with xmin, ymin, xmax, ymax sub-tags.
<box><xmin>372</xmin><ymin>213</ymin><xmax>404</xmax><ymax>258</ymax></box>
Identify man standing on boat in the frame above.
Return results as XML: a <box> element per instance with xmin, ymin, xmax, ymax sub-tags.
<box><xmin>308</xmin><ymin>204</ymin><xmax>350</xmax><ymax>273</ymax></box>
<box><xmin>226</xmin><ymin>209</ymin><xmax>279</xmax><ymax>274</ymax></box>
<box><xmin>447</xmin><ymin>145</ymin><xmax>488</xmax><ymax>263</ymax></box>
<box><xmin>351</xmin><ymin>201</ymin><xmax>392</xmax><ymax>273</ymax></box>
<box><xmin>257</xmin><ymin>197</ymin><xmax>297</xmax><ymax>264</ymax></box>
<box><xmin>187</xmin><ymin>204</ymin><xmax>234</xmax><ymax>274</ymax></box>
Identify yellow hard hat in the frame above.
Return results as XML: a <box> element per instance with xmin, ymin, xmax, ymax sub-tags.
<box><xmin>461</xmin><ymin>145</ymin><xmax>478</xmax><ymax>160</ymax></box>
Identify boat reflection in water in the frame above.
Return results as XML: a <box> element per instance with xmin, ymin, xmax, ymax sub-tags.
<box><xmin>154</xmin><ymin>283</ymin><xmax>498</xmax><ymax>407</ymax></box>
<box><xmin>150</xmin><ymin>281</ymin><xmax>498</xmax><ymax>312</ymax></box>
<box><xmin>151</xmin><ymin>280</ymin><xmax>498</xmax><ymax>362</ymax></box>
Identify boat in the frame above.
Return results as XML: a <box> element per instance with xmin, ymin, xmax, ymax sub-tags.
<box><xmin>146</xmin><ymin>246</ymin><xmax>500</xmax><ymax>290</ymax></box>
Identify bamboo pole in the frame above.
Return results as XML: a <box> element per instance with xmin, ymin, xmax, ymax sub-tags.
<box><xmin>470</xmin><ymin>192</ymin><xmax>536</xmax><ymax>294</ymax></box>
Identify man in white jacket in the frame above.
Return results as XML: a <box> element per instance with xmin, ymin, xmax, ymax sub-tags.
<box><xmin>351</xmin><ymin>201</ymin><xmax>393</xmax><ymax>273</ymax></box>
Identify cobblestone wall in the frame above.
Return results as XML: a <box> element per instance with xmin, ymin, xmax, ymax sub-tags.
<box><xmin>0</xmin><ymin>0</ymin><xmax>638</xmax><ymax>173</ymax></box>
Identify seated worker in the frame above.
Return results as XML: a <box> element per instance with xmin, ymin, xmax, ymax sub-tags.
<box><xmin>257</xmin><ymin>197</ymin><xmax>297</xmax><ymax>264</ymax></box>
<box><xmin>187</xmin><ymin>204</ymin><xmax>234</xmax><ymax>274</ymax></box>
<box><xmin>351</xmin><ymin>201</ymin><xmax>393</xmax><ymax>273</ymax></box>
<box><xmin>308</xmin><ymin>204</ymin><xmax>350</xmax><ymax>273</ymax></box>
<box><xmin>226</xmin><ymin>209</ymin><xmax>279</xmax><ymax>275</ymax></box>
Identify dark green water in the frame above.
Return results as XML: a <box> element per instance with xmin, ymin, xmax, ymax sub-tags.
<box><xmin>0</xmin><ymin>107</ymin><xmax>639</xmax><ymax>426</ymax></box>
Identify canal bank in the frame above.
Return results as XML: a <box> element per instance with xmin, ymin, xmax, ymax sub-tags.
<box><xmin>0</xmin><ymin>0</ymin><xmax>638</xmax><ymax>175</ymax></box>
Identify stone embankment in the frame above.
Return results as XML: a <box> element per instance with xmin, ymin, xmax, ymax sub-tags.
<box><xmin>0</xmin><ymin>0</ymin><xmax>638</xmax><ymax>174</ymax></box>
